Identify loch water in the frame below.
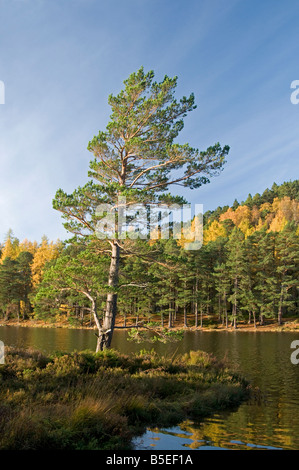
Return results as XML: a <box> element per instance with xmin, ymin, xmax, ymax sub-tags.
<box><xmin>0</xmin><ymin>326</ymin><xmax>298</xmax><ymax>450</ymax></box>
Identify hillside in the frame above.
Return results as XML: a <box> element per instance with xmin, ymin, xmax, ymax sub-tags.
<box><xmin>0</xmin><ymin>180</ymin><xmax>298</xmax><ymax>331</ymax></box>
<box><xmin>203</xmin><ymin>180</ymin><xmax>299</xmax><ymax>243</ymax></box>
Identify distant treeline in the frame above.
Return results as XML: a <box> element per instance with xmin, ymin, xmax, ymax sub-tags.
<box><xmin>0</xmin><ymin>180</ymin><xmax>298</xmax><ymax>328</ymax></box>
<box><xmin>204</xmin><ymin>180</ymin><xmax>299</xmax><ymax>224</ymax></box>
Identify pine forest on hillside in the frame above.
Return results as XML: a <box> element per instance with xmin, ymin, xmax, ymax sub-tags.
<box><xmin>0</xmin><ymin>180</ymin><xmax>298</xmax><ymax>333</ymax></box>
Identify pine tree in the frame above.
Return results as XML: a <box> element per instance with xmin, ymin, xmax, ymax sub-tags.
<box><xmin>226</xmin><ymin>228</ymin><xmax>247</xmax><ymax>328</ymax></box>
<box><xmin>53</xmin><ymin>67</ymin><xmax>229</xmax><ymax>350</ymax></box>
<box><xmin>242</xmin><ymin>232</ymin><xmax>262</xmax><ymax>327</ymax></box>
<box><xmin>275</xmin><ymin>223</ymin><xmax>299</xmax><ymax>324</ymax></box>
<box><xmin>213</xmin><ymin>262</ymin><xmax>230</xmax><ymax>327</ymax></box>
<box><xmin>0</xmin><ymin>257</ymin><xmax>21</xmax><ymax>320</ymax></box>
<box><xmin>254</xmin><ymin>230</ymin><xmax>277</xmax><ymax>325</ymax></box>
<box><xmin>17</xmin><ymin>251</ymin><xmax>33</xmax><ymax>319</ymax></box>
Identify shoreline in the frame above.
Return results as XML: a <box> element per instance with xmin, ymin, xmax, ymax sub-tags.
<box><xmin>1</xmin><ymin>318</ymin><xmax>298</xmax><ymax>333</ymax></box>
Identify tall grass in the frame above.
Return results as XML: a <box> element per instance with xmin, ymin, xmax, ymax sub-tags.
<box><xmin>0</xmin><ymin>347</ymin><xmax>250</xmax><ymax>450</ymax></box>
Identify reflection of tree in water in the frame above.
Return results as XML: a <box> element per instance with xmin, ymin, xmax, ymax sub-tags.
<box><xmin>145</xmin><ymin>388</ymin><xmax>298</xmax><ymax>450</ymax></box>
<box><xmin>136</xmin><ymin>332</ymin><xmax>299</xmax><ymax>451</ymax></box>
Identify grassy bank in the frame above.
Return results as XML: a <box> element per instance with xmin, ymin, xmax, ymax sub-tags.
<box><xmin>0</xmin><ymin>347</ymin><xmax>250</xmax><ymax>450</ymax></box>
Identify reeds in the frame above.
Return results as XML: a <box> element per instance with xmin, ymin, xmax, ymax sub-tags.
<box><xmin>0</xmin><ymin>347</ymin><xmax>249</xmax><ymax>449</ymax></box>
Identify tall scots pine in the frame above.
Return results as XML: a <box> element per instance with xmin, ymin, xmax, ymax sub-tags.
<box><xmin>53</xmin><ymin>67</ymin><xmax>229</xmax><ymax>350</ymax></box>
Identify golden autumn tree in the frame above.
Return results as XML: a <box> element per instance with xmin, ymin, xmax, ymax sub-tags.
<box><xmin>238</xmin><ymin>219</ymin><xmax>255</xmax><ymax>238</ymax></box>
<box><xmin>203</xmin><ymin>220</ymin><xmax>226</xmax><ymax>243</ymax></box>
<box><xmin>31</xmin><ymin>236</ymin><xmax>62</xmax><ymax>288</ymax></box>
<box><xmin>19</xmin><ymin>239</ymin><xmax>39</xmax><ymax>256</ymax></box>
<box><xmin>0</xmin><ymin>229</ymin><xmax>20</xmax><ymax>262</ymax></box>
<box><xmin>269</xmin><ymin>197</ymin><xmax>299</xmax><ymax>232</ymax></box>
<box><xmin>219</xmin><ymin>205</ymin><xmax>251</xmax><ymax>229</ymax></box>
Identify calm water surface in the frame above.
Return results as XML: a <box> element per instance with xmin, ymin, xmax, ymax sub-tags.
<box><xmin>0</xmin><ymin>326</ymin><xmax>298</xmax><ymax>450</ymax></box>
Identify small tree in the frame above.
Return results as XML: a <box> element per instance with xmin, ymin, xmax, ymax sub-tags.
<box><xmin>33</xmin><ymin>246</ymin><xmax>109</xmax><ymax>349</ymax></box>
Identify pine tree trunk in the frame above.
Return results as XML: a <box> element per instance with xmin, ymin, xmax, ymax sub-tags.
<box><xmin>174</xmin><ymin>294</ymin><xmax>178</xmax><ymax>322</ymax></box>
<box><xmin>97</xmin><ymin>241</ymin><xmax>120</xmax><ymax>350</ymax></box>
<box><xmin>278</xmin><ymin>287</ymin><xmax>284</xmax><ymax>325</ymax></box>
<box><xmin>5</xmin><ymin>306</ymin><xmax>10</xmax><ymax>321</ymax></box>
<box><xmin>194</xmin><ymin>277</ymin><xmax>198</xmax><ymax>328</ymax></box>
<box><xmin>168</xmin><ymin>301</ymin><xmax>172</xmax><ymax>328</ymax></box>
<box><xmin>224</xmin><ymin>292</ymin><xmax>228</xmax><ymax>328</ymax></box>
<box><xmin>253</xmin><ymin>310</ymin><xmax>256</xmax><ymax>328</ymax></box>
<box><xmin>233</xmin><ymin>278</ymin><xmax>238</xmax><ymax>329</ymax></box>
<box><xmin>195</xmin><ymin>306</ymin><xmax>198</xmax><ymax>328</ymax></box>
<box><xmin>183</xmin><ymin>281</ymin><xmax>188</xmax><ymax>327</ymax></box>
<box><xmin>184</xmin><ymin>303</ymin><xmax>188</xmax><ymax>328</ymax></box>
<box><xmin>23</xmin><ymin>299</ymin><xmax>30</xmax><ymax>320</ymax></box>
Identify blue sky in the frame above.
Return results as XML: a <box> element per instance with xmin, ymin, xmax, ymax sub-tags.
<box><xmin>0</xmin><ymin>0</ymin><xmax>298</xmax><ymax>242</ymax></box>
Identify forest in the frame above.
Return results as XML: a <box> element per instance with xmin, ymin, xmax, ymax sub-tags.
<box><xmin>0</xmin><ymin>179</ymin><xmax>298</xmax><ymax>333</ymax></box>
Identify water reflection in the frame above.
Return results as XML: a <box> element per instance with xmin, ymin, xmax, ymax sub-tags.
<box><xmin>133</xmin><ymin>331</ymin><xmax>299</xmax><ymax>450</ymax></box>
<box><xmin>0</xmin><ymin>326</ymin><xmax>298</xmax><ymax>449</ymax></box>
<box><xmin>133</xmin><ymin>417</ymin><xmax>284</xmax><ymax>450</ymax></box>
